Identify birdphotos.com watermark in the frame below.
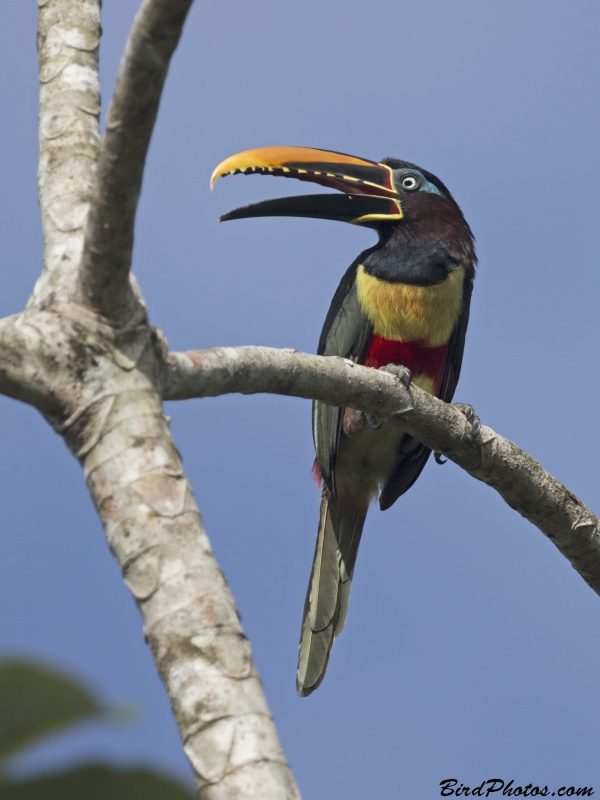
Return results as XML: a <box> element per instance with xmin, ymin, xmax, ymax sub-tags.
<box><xmin>439</xmin><ymin>779</ymin><xmax>594</xmax><ymax>797</ymax></box>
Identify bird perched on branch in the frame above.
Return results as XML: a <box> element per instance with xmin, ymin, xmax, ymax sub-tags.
<box><xmin>211</xmin><ymin>146</ymin><xmax>476</xmax><ymax>696</ymax></box>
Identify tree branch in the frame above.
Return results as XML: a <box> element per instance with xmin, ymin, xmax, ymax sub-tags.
<box><xmin>78</xmin><ymin>0</ymin><xmax>195</xmax><ymax>321</ymax></box>
<box><xmin>58</xmin><ymin>330</ymin><xmax>300</xmax><ymax>798</ymax></box>
<box><xmin>165</xmin><ymin>346</ymin><xmax>600</xmax><ymax>598</ymax></box>
<box><xmin>33</xmin><ymin>0</ymin><xmax>101</xmax><ymax>308</ymax></box>
<box><xmin>0</xmin><ymin>315</ymin><xmax>58</xmax><ymax>410</ymax></box>
<box><xmin>29</xmin><ymin>2</ymin><xmax>303</xmax><ymax>795</ymax></box>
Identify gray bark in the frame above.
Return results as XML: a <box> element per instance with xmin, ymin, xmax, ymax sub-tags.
<box><xmin>78</xmin><ymin>0</ymin><xmax>196</xmax><ymax>322</ymax></box>
<box><xmin>1</xmin><ymin>0</ymin><xmax>597</xmax><ymax>798</ymax></box>
<box><xmin>24</xmin><ymin>1</ymin><xmax>301</xmax><ymax>798</ymax></box>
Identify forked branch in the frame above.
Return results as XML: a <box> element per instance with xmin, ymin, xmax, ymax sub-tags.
<box><xmin>33</xmin><ymin>2</ymin><xmax>303</xmax><ymax>797</ymax></box>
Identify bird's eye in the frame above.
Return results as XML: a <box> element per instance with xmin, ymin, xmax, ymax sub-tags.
<box><xmin>400</xmin><ymin>174</ymin><xmax>420</xmax><ymax>191</ymax></box>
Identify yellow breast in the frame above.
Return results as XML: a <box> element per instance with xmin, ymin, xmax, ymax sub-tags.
<box><xmin>355</xmin><ymin>264</ymin><xmax>465</xmax><ymax>345</ymax></box>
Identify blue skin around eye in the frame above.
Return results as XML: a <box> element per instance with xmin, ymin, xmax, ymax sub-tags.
<box><xmin>394</xmin><ymin>169</ymin><xmax>442</xmax><ymax>196</ymax></box>
<box><xmin>420</xmin><ymin>177</ymin><xmax>442</xmax><ymax>195</ymax></box>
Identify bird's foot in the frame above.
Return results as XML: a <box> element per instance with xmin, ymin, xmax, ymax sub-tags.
<box><xmin>434</xmin><ymin>452</ymin><xmax>447</xmax><ymax>465</ymax></box>
<box><xmin>453</xmin><ymin>402</ymin><xmax>481</xmax><ymax>440</ymax></box>
<box><xmin>360</xmin><ymin>365</ymin><xmax>411</xmax><ymax>429</ymax></box>
<box><xmin>379</xmin><ymin>363</ymin><xmax>412</xmax><ymax>389</ymax></box>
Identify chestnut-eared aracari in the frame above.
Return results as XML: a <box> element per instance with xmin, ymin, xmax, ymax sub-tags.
<box><xmin>211</xmin><ymin>146</ymin><xmax>476</xmax><ymax>696</ymax></box>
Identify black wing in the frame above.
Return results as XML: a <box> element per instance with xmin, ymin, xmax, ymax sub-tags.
<box><xmin>378</xmin><ymin>274</ymin><xmax>473</xmax><ymax>510</ymax></box>
<box><xmin>439</xmin><ymin>274</ymin><xmax>473</xmax><ymax>404</ymax></box>
<box><xmin>313</xmin><ymin>256</ymin><xmax>373</xmax><ymax>497</ymax></box>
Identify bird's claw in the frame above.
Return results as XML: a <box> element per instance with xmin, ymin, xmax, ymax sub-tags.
<box><xmin>453</xmin><ymin>402</ymin><xmax>481</xmax><ymax>440</ymax></box>
<box><xmin>361</xmin><ymin>412</ymin><xmax>383</xmax><ymax>430</ymax></box>
<box><xmin>361</xmin><ymin>366</ymin><xmax>411</xmax><ymax>428</ymax></box>
<box><xmin>379</xmin><ymin>363</ymin><xmax>412</xmax><ymax>389</ymax></box>
<box><xmin>434</xmin><ymin>452</ymin><xmax>447</xmax><ymax>465</ymax></box>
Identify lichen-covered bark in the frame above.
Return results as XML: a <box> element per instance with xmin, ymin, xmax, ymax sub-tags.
<box><xmin>54</xmin><ymin>315</ymin><xmax>298</xmax><ymax>798</ymax></box>
<box><xmin>78</xmin><ymin>0</ymin><xmax>195</xmax><ymax>322</ymax></box>
<box><xmin>24</xmin><ymin>1</ymin><xmax>303</xmax><ymax>797</ymax></box>
<box><xmin>34</xmin><ymin>0</ymin><xmax>101</xmax><ymax>309</ymax></box>
<box><xmin>0</xmin><ymin>314</ymin><xmax>61</xmax><ymax>410</ymax></box>
<box><xmin>166</xmin><ymin>346</ymin><xmax>600</xmax><ymax>599</ymax></box>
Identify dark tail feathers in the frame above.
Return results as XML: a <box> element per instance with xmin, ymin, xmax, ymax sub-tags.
<box><xmin>296</xmin><ymin>492</ymin><xmax>368</xmax><ymax>696</ymax></box>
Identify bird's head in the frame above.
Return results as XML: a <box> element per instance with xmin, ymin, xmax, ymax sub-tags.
<box><xmin>210</xmin><ymin>146</ymin><xmax>476</xmax><ymax>282</ymax></box>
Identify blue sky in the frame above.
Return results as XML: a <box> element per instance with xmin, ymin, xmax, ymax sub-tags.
<box><xmin>1</xmin><ymin>1</ymin><xmax>600</xmax><ymax>796</ymax></box>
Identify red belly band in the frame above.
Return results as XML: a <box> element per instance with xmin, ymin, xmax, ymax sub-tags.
<box><xmin>362</xmin><ymin>335</ymin><xmax>448</xmax><ymax>395</ymax></box>
<box><xmin>311</xmin><ymin>335</ymin><xmax>450</xmax><ymax>486</ymax></box>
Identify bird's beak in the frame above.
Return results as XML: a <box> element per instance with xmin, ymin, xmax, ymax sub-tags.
<box><xmin>210</xmin><ymin>146</ymin><xmax>403</xmax><ymax>226</ymax></box>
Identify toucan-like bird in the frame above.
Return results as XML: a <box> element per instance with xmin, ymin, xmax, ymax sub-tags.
<box><xmin>211</xmin><ymin>147</ymin><xmax>476</xmax><ymax>696</ymax></box>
